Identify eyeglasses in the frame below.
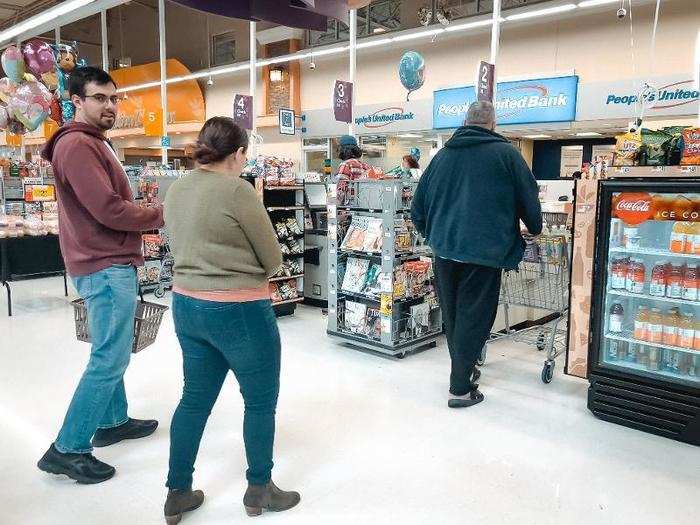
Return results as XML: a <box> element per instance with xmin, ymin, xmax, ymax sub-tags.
<box><xmin>83</xmin><ymin>94</ymin><xmax>122</xmax><ymax>105</ymax></box>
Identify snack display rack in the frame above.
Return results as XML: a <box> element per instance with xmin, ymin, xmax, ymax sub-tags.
<box><xmin>244</xmin><ymin>157</ymin><xmax>305</xmax><ymax>317</ymax></box>
<box><xmin>327</xmin><ymin>179</ymin><xmax>442</xmax><ymax>358</ymax></box>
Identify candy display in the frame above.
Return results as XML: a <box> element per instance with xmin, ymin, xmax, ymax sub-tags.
<box><xmin>681</xmin><ymin>128</ymin><xmax>700</xmax><ymax>166</ymax></box>
<box><xmin>269</xmin><ymin>279</ymin><xmax>299</xmax><ymax>303</ymax></box>
<box><xmin>246</xmin><ymin>156</ymin><xmax>296</xmax><ymax>186</ymax></box>
<box><xmin>613</xmin><ymin>131</ymin><xmax>643</xmax><ymax>166</ymax></box>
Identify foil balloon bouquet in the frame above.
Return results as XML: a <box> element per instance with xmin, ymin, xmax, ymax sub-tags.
<box><xmin>0</xmin><ymin>39</ymin><xmax>85</xmax><ymax>135</ymax></box>
<box><xmin>398</xmin><ymin>51</ymin><xmax>425</xmax><ymax>101</ymax></box>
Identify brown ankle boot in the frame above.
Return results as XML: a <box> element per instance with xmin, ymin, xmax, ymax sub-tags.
<box><xmin>164</xmin><ymin>489</ymin><xmax>205</xmax><ymax>524</ymax></box>
<box><xmin>243</xmin><ymin>481</ymin><xmax>301</xmax><ymax>516</ymax></box>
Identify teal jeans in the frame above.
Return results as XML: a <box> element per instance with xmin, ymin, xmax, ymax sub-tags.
<box><xmin>167</xmin><ymin>294</ymin><xmax>281</xmax><ymax>489</ymax></box>
<box><xmin>55</xmin><ymin>264</ymin><xmax>138</xmax><ymax>454</ymax></box>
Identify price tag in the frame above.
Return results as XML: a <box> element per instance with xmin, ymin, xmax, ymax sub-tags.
<box><xmin>328</xmin><ymin>205</ymin><xmax>337</xmax><ymax>219</ymax></box>
<box><xmin>24</xmin><ymin>184</ymin><xmax>56</xmax><ymax>202</ymax></box>
<box><xmin>380</xmin><ymin>318</ymin><xmax>391</xmax><ymax>334</ymax></box>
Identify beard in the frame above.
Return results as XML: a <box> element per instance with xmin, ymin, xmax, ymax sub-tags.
<box><xmin>97</xmin><ymin>112</ymin><xmax>116</xmax><ymax>130</ymax></box>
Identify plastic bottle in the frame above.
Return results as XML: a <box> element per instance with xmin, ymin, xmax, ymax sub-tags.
<box><xmin>679</xmin><ymin>313</ymin><xmax>695</xmax><ymax>349</ymax></box>
<box><xmin>648</xmin><ymin>308</ymin><xmax>664</xmax><ymax>344</ymax></box>
<box><xmin>666</xmin><ymin>264</ymin><xmax>684</xmax><ymax>299</ymax></box>
<box><xmin>681</xmin><ymin>264</ymin><xmax>698</xmax><ymax>301</ymax></box>
<box><xmin>670</xmin><ymin>222</ymin><xmax>689</xmax><ymax>253</ymax></box>
<box><xmin>648</xmin><ymin>347</ymin><xmax>660</xmax><ymax>371</ymax></box>
<box><xmin>636</xmin><ymin>345</ymin><xmax>650</xmax><ymax>368</ymax></box>
<box><xmin>634</xmin><ymin>306</ymin><xmax>649</xmax><ymax>341</ymax></box>
<box><xmin>649</xmin><ymin>261</ymin><xmax>667</xmax><ymax>297</ymax></box>
<box><xmin>663</xmin><ymin>307</ymin><xmax>681</xmax><ymax>346</ymax></box>
<box><xmin>685</xmin><ymin>222</ymin><xmax>700</xmax><ymax>254</ymax></box>
<box><xmin>611</xmin><ymin>258</ymin><xmax>628</xmax><ymax>290</ymax></box>
<box><xmin>609</xmin><ymin>303</ymin><xmax>624</xmax><ymax>333</ymax></box>
<box><xmin>694</xmin><ymin>317</ymin><xmax>700</xmax><ymax>351</ymax></box>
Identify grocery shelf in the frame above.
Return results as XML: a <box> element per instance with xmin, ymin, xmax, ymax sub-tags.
<box><xmin>269</xmin><ymin>274</ymin><xmax>304</xmax><ymax>282</ymax></box>
<box><xmin>338</xmin><ymin>248</ymin><xmax>428</xmax><ymax>261</ymax></box>
<box><xmin>264</xmin><ymin>185</ymin><xmax>304</xmax><ymax>191</ymax></box>
<box><xmin>605</xmin><ymin>332</ymin><xmax>700</xmax><ymax>356</ymax></box>
<box><xmin>602</xmin><ymin>358</ymin><xmax>699</xmax><ymax>385</ymax></box>
<box><xmin>611</xmin><ymin>166</ymin><xmax>698</xmax><ymax>178</ymax></box>
<box><xmin>607</xmin><ymin>288</ymin><xmax>700</xmax><ymax>307</ymax></box>
<box><xmin>271</xmin><ymin>297</ymin><xmax>304</xmax><ymax>306</ymax></box>
<box><xmin>336</xmin><ymin>289</ymin><xmax>431</xmax><ymax>306</ymax></box>
<box><xmin>609</xmin><ymin>246</ymin><xmax>700</xmax><ymax>260</ymax></box>
<box><xmin>267</xmin><ymin>206</ymin><xmax>304</xmax><ymax>211</ymax></box>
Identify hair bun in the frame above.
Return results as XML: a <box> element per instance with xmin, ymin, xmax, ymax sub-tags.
<box><xmin>193</xmin><ymin>142</ymin><xmax>222</xmax><ymax>165</ymax></box>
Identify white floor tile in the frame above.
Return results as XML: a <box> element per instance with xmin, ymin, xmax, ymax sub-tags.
<box><xmin>0</xmin><ymin>276</ymin><xmax>698</xmax><ymax>524</ymax></box>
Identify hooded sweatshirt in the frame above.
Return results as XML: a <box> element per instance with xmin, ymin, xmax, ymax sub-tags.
<box><xmin>42</xmin><ymin>122</ymin><xmax>163</xmax><ymax>276</ymax></box>
<box><xmin>411</xmin><ymin>125</ymin><xmax>542</xmax><ymax>270</ymax></box>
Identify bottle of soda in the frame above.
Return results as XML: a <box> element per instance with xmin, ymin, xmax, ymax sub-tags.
<box><xmin>634</xmin><ymin>306</ymin><xmax>649</xmax><ymax>341</ymax></box>
<box><xmin>667</xmin><ymin>264</ymin><xmax>683</xmax><ymax>299</ymax></box>
<box><xmin>609</xmin><ymin>303</ymin><xmax>624</xmax><ymax>333</ymax></box>
<box><xmin>649</xmin><ymin>261</ymin><xmax>667</xmax><ymax>297</ymax></box>
<box><xmin>682</xmin><ymin>264</ymin><xmax>698</xmax><ymax>301</ymax></box>
<box><xmin>679</xmin><ymin>313</ymin><xmax>695</xmax><ymax>349</ymax></box>
<box><xmin>663</xmin><ymin>307</ymin><xmax>681</xmax><ymax>347</ymax></box>
<box><xmin>648</xmin><ymin>308</ymin><xmax>664</xmax><ymax>343</ymax></box>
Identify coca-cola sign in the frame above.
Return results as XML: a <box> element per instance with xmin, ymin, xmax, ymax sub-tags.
<box><xmin>614</xmin><ymin>192</ymin><xmax>654</xmax><ymax>225</ymax></box>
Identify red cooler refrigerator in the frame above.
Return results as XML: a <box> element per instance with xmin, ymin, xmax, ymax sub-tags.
<box><xmin>588</xmin><ymin>178</ymin><xmax>700</xmax><ymax>445</ymax></box>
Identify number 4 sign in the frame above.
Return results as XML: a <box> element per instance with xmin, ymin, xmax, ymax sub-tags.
<box><xmin>233</xmin><ymin>94</ymin><xmax>254</xmax><ymax>130</ymax></box>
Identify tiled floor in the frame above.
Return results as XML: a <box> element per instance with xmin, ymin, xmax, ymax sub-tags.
<box><xmin>1</xmin><ymin>276</ymin><xmax>698</xmax><ymax>524</ymax></box>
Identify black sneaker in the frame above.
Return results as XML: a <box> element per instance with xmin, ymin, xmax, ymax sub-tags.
<box><xmin>92</xmin><ymin>418</ymin><xmax>158</xmax><ymax>448</ymax></box>
<box><xmin>37</xmin><ymin>444</ymin><xmax>115</xmax><ymax>484</ymax></box>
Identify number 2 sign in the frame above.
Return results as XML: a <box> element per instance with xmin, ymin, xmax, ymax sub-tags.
<box><xmin>476</xmin><ymin>61</ymin><xmax>495</xmax><ymax>103</ymax></box>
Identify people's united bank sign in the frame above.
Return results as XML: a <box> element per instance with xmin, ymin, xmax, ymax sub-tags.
<box><xmin>354</xmin><ymin>106</ymin><xmax>417</xmax><ymax>128</ymax></box>
<box><xmin>433</xmin><ymin>76</ymin><xmax>579</xmax><ymax>129</ymax></box>
<box><xmin>576</xmin><ymin>75</ymin><xmax>699</xmax><ymax>120</ymax></box>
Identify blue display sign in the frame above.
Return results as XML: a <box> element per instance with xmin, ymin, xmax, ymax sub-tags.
<box><xmin>433</xmin><ymin>75</ymin><xmax>579</xmax><ymax>129</ymax></box>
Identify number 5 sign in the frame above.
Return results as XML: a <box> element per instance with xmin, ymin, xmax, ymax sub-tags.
<box><xmin>476</xmin><ymin>61</ymin><xmax>495</xmax><ymax>103</ymax></box>
<box><xmin>333</xmin><ymin>80</ymin><xmax>353</xmax><ymax>124</ymax></box>
<box><xmin>143</xmin><ymin>108</ymin><xmax>163</xmax><ymax>137</ymax></box>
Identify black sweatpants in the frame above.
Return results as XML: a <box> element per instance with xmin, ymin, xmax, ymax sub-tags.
<box><xmin>434</xmin><ymin>258</ymin><xmax>502</xmax><ymax>396</ymax></box>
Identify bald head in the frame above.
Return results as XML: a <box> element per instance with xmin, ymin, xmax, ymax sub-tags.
<box><xmin>465</xmin><ymin>101</ymin><xmax>496</xmax><ymax>131</ymax></box>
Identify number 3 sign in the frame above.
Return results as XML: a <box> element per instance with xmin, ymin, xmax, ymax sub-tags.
<box><xmin>333</xmin><ymin>80</ymin><xmax>353</xmax><ymax>124</ymax></box>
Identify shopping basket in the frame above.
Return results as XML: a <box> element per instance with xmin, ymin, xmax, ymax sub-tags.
<box><xmin>72</xmin><ymin>298</ymin><xmax>168</xmax><ymax>353</ymax></box>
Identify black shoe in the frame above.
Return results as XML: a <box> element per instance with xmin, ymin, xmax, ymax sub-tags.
<box><xmin>92</xmin><ymin>418</ymin><xmax>158</xmax><ymax>448</ymax></box>
<box><xmin>37</xmin><ymin>444</ymin><xmax>115</xmax><ymax>484</ymax></box>
<box><xmin>448</xmin><ymin>388</ymin><xmax>485</xmax><ymax>409</ymax></box>
<box><xmin>243</xmin><ymin>481</ymin><xmax>301</xmax><ymax>516</ymax></box>
<box><xmin>164</xmin><ymin>489</ymin><xmax>205</xmax><ymax>524</ymax></box>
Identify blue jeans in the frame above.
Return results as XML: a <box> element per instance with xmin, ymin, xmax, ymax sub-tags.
<box><xmin>54</xmin><ymin>264</ymin><xmax>138</xmax><ymax>454</ymax></box>
<box><xmin>167</xmin><ymin>294</ymin><xmax>281</xmax><ymax>489</ymax></box>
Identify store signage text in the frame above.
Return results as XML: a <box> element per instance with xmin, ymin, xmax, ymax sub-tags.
<box><xmin>433</xmin><ymin>76</ymin><xmax>578</xmax><ymax>129</ymax></box>
<box><xmin>355</xmin><ymin>107</ymin><xmax>416</xmax><ymax>129</ymax></box>
<box><xmin>604</xmin><ymin>80</ymin><xmax>699</xmax><ymax>109</ymax></box>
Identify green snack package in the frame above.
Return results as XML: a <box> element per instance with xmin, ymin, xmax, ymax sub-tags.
<box><xmin>640</xmin><ymin>129</ymin><xmax>672</xmax><ymax>166</ymax></box>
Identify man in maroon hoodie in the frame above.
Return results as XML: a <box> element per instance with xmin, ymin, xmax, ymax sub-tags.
<box><xmin>37</xmin><ymin>67</ymin><xmax>164</xmax><ymax>484</ymax></box>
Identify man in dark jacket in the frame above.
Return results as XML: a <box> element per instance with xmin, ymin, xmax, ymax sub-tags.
<box><xmin>37</xmin><ymin>67</ymin><xmax>164</xmax><ymax>483</ymax></box>
<box><xmin>412</xmin><ymin>101</ymin><xmax>542</xmax><ymax>408</ymax></box>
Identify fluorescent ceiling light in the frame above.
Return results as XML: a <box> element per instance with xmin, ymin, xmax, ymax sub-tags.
<box><xmin>524</xmin><ymin>134</ymin><xmax>551</xmax><ymax>139</ymax></box>
<box><xmin>445</xmin><ymin>19</ymin><xmax>502</xmax><ymax>32</ymax></box>
<box><xmin>506</xmin><ymin>4</ymin><xmax>577</xmax><ymax>21</ymax></box>
<box><xmin>392</xmin><ymin>28</ymin><xmax>444</xmax><ymax>42</ymax></box>
<box><xmin>574</xmin><ymin>131</ymin><xmax>603</xmax><ymax>137</ymax></box>
<box><xmin>0</xmin><ymin>0</ymin><xmax>96</xmax><ymax>43</ymax></box>
<box><xmin>397</xmin><ymin>133</ymin><xmax>422</xmax><ymax>138</ymax></box>
<box><xmin>578</xmin><ymin>0</ymin><xmax>618</xmax><ymax>7</ymax></box>
<box><xmin>357</xmin><ymin>38</ymin><xmax>392</xmax><ymax>49</ymax></box>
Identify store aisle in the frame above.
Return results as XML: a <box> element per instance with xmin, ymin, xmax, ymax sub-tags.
<box><xmin>1</xmin><ymin>277</ymin><xmax>698</xmax><ymax>525</ymax></box>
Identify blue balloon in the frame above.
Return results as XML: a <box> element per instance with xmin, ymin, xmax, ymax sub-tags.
<box><xmin>398</xmin><ymin>51</ymin><xmax>425</xmax><ymax>101</ymax></box>
<box><xmin>410</xmin><ymin>147</ymin><xmax>421</xmax><ymax>161</ymax></box>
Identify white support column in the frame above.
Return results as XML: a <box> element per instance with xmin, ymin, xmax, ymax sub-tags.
<box><xmin>348</xmin><ymin>9</ymin><xmax>357</xmax><ymax>137</ymax></box>
<box><xmin>100</xmin><ymin>10</ymin><xmax>108</xmax><ymax>71</ymax></box>
<box><xmin>158</xmin><ymin>0</ymin><xmax>168</xmax><ymax>165</ymax></box>
<box><xmin>490</xmin><ymin>0</ymin><xmax>502</xmax><ymax>92</ymax></box>
<box><xmin>54</xmin><ymin>26</ymin><xmax>60</xmax><ymax>45</ymax></box>
<box><xmin>249</xmin><ymin>21</ymin><xmax>257</xmax><ymax>157</ymax></box>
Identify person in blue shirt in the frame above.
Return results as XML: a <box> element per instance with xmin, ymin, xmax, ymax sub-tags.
<box><xmin>411</xmin><ymin>101</ymin><xmax>542</xmax><ymax>408</ymax></box>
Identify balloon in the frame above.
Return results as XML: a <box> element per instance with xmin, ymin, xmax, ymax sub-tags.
<box><xmin>6</xmin><ymin>117</ymin><xmax>26</xmax><ymax>135</ymax></box>
<box><xmin>0</xmin><ymin>77</ymin><xmax>18</xmax><ymax>104</ymax></box>
<box><xmin>1</xmin><ymin>46</ymin><xmax>26</xmax><ymax>83</ymax></box>
<box><xmin>55</xmin><ymin>43</ymin><xmax>78</xmax><ymax>73</ymax></box>
<box><xmin>22</xmin><ymin>39</ymin><xmax>56</xmax><ymax>78</ymax></box>
<box><xmin>410</xmin><ymin>147</ymin><xmax>421</xmax><ymax>161</ymax></box>
<box><xmin>398</xmin><ymin>51</ymin><xmax>425</xmax><ymax>101</ymax></box>
<box><xmin>49</xmin><ymin>97</ymin><xmax>62</xmax><ymax>124</ymax></box>
<box><xmin>8</xmin><ymin>80</ymin><xmax>53</xmax><ymax>132</ymax></box>
<box><xmin>0</xmin><ymin>105</ymin><xmax>8</xmax><ymax>129</ymax></box>
<box><xmin>61</xmin><ymin>99</ymin><xmax>75</xmax><ymax>122</ymax></box>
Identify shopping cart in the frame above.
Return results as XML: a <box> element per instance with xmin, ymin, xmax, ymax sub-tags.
<box><xmin>479</xmin><ymin>214</ymin><xmax>571</xmax><ymax>383</ymax></box>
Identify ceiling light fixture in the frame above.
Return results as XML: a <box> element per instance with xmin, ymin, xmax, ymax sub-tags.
<box><xmin>397</xmin><ymin>133</ymin><xmax>422</xmax><ymax>139</ymax></box>
<box><xmin>574</xmin><ymin>131</ymin><xmax>603</xmax><ymax>137</ymax></box>
<box><xmin>445</xmin><ymin>18</ymin><xmax>501</xmax><ymax>32</ymax></box>
<box><xmin>506</xmin><ymin>4</ymin><xmax>578</xmax><ymax>21</ymax></box>
<box><xmin>392</xmin><ymin>28</ymin><xmax>444</xmax><ymax>42</ymax></box>
<box><xmin>578</xmin><ymin>0</ymin><xmax>618</xmax><ymax>7</ymax></box>
<box><xmin>206</xmin><ymin>76</ymin><xmax>214</xmax><ymax>86</ymax></box>
<box><xmin>269</xmin><ymin>67</ymin><xmax>283</xmax><ymax>82</ymax></box>
<box><xmin>373</xmin><ymin>27</ymin><xmax>387</xmax><ymax>34</ymax></box>
<box><xmin>523</xmin><ymin>134</ymin><xmax>552</xmax><ymax>139</ymax></box>
<box><xmin>356</xmin><ymin>38</ymin><xmax>392</xmax><ymax>49</ymax></box>
<box><xmin>0</xmin><ymin>0</ymin><xmax>96</xmax><ymax>44</ymax></box>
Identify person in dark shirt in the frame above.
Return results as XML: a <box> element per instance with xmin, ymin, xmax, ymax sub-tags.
<box><xmin>411</xmin><ymin>101</ymin><xmax>542</xmax><ymax>408</ymax></box>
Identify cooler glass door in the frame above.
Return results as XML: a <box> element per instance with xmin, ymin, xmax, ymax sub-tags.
<box><xmin>593</xmin><ymin>181</ymin><xmax>700</xmax><ymax>389</ymax></box>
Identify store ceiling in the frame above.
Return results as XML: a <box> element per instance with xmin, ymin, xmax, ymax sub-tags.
<box><xmin>0</xmin><ymin>0</ymin><xmax>62</xmax><ymax>32</ymax></box>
